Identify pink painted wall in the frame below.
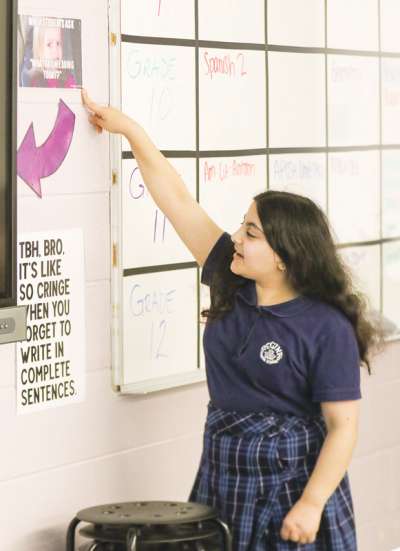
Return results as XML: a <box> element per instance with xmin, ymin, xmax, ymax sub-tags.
<box><xmin>0</xmin><ymin>0</ymin><xmax>399</xmax><ymax>550</ymax></box>
<box><xmin>1</xmin><ymin>2</ymin><xmax>211</xmax><ymax>550</ymax></box>
<box><xmin>349</xmin><ymin>339</ymin><xmax>400</xmax><ymax>550</ymax></box>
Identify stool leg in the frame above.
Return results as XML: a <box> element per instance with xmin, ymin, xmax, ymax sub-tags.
<box><xmin>66</xmin><ymin>517</ymin><xmax>81</xmax><ymax>551</ymax></box>
<box><xmin>86</xmin><ymin>544</ymin><xmax>103</xmax><ymax>551</ymax></box>
<box><xmin>213</xmin><ymin>518</ymin><xmax>232</xmax><ymax>551</ymax></box>
<box><xmin>127</xmin><ymin>527</ymin><xmax>137</xmax><ymax>551</ymax></box>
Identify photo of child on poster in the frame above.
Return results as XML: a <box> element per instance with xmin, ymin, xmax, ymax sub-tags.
<box><xmin>18</xmin><ymin>15</ymin><xmax>82</xmax><ymax>89</ymax></box>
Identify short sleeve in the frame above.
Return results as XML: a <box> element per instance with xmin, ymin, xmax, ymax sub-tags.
<box><xmin>201</xmin><ymin>232</ymin><xmax>232</xmax><ymax>286</ymax></box>
<box><xmin>309</xmin><ymin>323</ymin><xmax>362</xmax><ymax>403</ymax></box>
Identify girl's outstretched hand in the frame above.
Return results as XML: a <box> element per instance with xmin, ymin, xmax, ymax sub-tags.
<box><xmin>81</xmin><ymin>89</ymin><xmax>132</xmax><ymax>136</ymax></box>
<box><xmin>280</xmin><ymin>498</ymin><xmax>323</xmax><ymax>545</ymax></box>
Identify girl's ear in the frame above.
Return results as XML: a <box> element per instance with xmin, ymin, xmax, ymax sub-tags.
<box><xmin>273</xmin><ymin>251</ymin><xmax>283</xmax><ymax>265</ymax></box>
<box><xmin>273</xmin><ymin>252</ymin><xmax>286</xmax><ymax>272</ymax></box>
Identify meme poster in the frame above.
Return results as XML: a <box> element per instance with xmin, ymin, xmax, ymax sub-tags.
<box><xmin>18</xmin><ymin>15</ymin><xmax>82</xmax><ymax>89</ymax></box>
<box><xmin>16</xmin><ymin>229</ymin><xmax>85</xmax><ymax>415</ymax></box>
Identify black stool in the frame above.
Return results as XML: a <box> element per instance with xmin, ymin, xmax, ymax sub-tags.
<box><xmin>66</xmin><ymin>501</ymin><xmax>232</xmax><ymax>551</ymax></box>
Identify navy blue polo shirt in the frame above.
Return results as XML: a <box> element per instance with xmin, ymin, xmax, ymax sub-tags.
<box><xmin>202</xmin><ymin>232</ymin><xmax>362</xmax><ymax>417</ymax></box>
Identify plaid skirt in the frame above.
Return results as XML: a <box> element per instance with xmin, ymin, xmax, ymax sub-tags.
<box><xmin>189</xmin><ymin>403</ymin><xmax>357</xmax><ymax>551</ymax></box>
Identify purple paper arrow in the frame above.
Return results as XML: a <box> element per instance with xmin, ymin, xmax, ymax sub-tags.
<box><xmin>17</xmin><ymin>99</ymin><xmax>75</xmax><ymax>197</ymax></box>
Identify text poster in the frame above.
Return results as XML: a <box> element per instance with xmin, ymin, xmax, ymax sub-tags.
<box><xmin>18</xmin><ymin>15</ymin><xmax>82</xmax><ymax>89</ymax></box>
<box><xmin>16</xmin><ymin>229</ymin><xmax>85</xmax><ymax>415</ymax></box>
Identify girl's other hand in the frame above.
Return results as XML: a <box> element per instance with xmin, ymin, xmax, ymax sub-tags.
<box><xmin>280</xmin><ymin>498</ymin><xmax>323</xmax><ymax>545</ymax></box>
<box><xmin>81</xmin><ymin>89</ymin><xmax>132</xmax><ymax>136</ymax></box>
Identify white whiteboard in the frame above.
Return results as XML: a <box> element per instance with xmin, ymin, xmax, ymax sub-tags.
<box><xmin>199</xmin><ymin>48</ymin><xmax>266</xmax><ymax>151</ymax></box>
<box><xmin>268</xmin><ymin>0</ymin><xmax>325</xmax><ymax>48</ymax></box>
<box><xmin>199</xmin><ymin>0</ymin><xmax>264</xmax><ymax>44</ymax></box>
<box><xmin>121</xmin><ymin>42</ymin><xmax>196</xmax><ymax>151</ymax></box>
<box><xmin>121</xmin><ymin>0</ymin><xmax>195</xmax><ymax>40</ymax></box>
<box><xmin>327</xmin><ymin>0</ymin><xmax>379</xmax><ymax>52</ymax></box>
<box><xmin>122</xmin><ymin>158</ymin><xmax>196</xmax><ymax>269</ymax></box>
<box><xmin>380</xmin><ymin>0</ymin><xmax>400</xmax><ymax>53</ymax></box>
<box><xmin>381</xmin><ymin>58</ymin><xmax>400</xmax><ymax>145</ymax></box>
<box><xmin>199</xmin><ymin>156</ymin><xmax>266</xmax><ymax>233</ymax></box>
<box><xmin>382</xmin><ymin>150</ymin><xmax>400</xmax><ymax>238</ymax></box>
<box><xmin>340</xmin><ymin>245</ymin><xmax>381</xmax><ymax>312</ymax></box>
<box><xmin>268</xmin><ymin>52</ymin><xmax>326</xmax><ymax>148</ymax></box>
<box><xmin>269</xmin><ymin>153</ymin><xmax>326</xmax><ymax>212</ymax></box>
<box><xmin>328</xmin><ymin>55</ymin><xmax>380</xmax><ymax>147</ymax></box>
<box><xmin>122</xmin><ymin>269</ymin><xmax>198</xmax><ymax>385</ymax></box>
<box><xmin>383</xmin><ymin>241</ymin><xmax>400</xmax><ymax>329</ymax></box>
<box><xmin>110</xmin><ymin>0</ymin><xmax>400</xmax><ymax>394</ymax></box>
<box><xmin>328</xmin><ymin>150</ymin><xmax>380</xmax><ymax>244</ymax></box>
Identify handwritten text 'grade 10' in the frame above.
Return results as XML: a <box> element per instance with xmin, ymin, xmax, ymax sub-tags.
<box><xmin>127</xmin><ymin>51</ymin><xmax>177</xmax><ymax>122</ymax></box>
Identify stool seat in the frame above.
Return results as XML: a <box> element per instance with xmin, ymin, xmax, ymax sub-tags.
<box><xmin>76</xmin><ymin>502</ymin><xmax>220</xmax><ymax>526</ymax></box>
<box><xmin>78</xmin><ymin>541</ymin><xmax>221</xmax><ymax>551</ymax></box>
<box><xmin>67</xmin><ymin>501</ymin><xmax>231</xmax><ymax>551</ymax></box>
<box><xmin>79</xmin><ymin>520</ymin><xmax>220</xmax><ymax>545</ymax></box>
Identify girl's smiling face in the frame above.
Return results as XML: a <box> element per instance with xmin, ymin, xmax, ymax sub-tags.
<box><xmin>231</xmin><ymin>201</ymin><xmax>284</xmax><ymax>285</ymax></box>
<box><xmin>42</xmin><ymin>28</ymin><xmax>62</xmax><ymax>60</ymax></box>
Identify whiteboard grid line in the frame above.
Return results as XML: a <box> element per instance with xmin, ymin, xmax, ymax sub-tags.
<box><xmin>338</xmin><ymin>237</ymin><xmax>400</xmax><ymax>250</ymax></box>
<box><xmin>324</xmin><ymin>145</ymin><xmax>400</xmax><ymax>153</ymax></box>
<box><xmin>325</xmin><ymin>0</ymin><xmax>329</xmax><ymax>218</ymax></box>
<box><xmin>199</xmin><ymin>40</ymin><xmax>265</xmax><ymax>52</ymax></box>
<box><xmin>194</xmin><ymin>0</ymin><xmax>200</xmax><ymax>201</ymax></box>
<box><xmin>123</xmin><ymin>150</ymin><xmax>196</xmax><ymax>158</ymax></box>
<box><xmin>121</xmin><ymin>34</ymin><xmax>265</xmax><ymax>51</ymax></box>
<box><xmin>265</xmin><ymin>0</ymin><xmax>269</xmax><ymax>191</ymax></box>
<box><xmin>120</xmin><ymin>33</ymin><xmax>400</xmax><ymax>59</ymax></box>
<box><xmin>123</xmin><ymin>262</ymin><xmax>198</xmax><ymax>278</ymax></box>
<box><xmin>122</xmin><ymin>149</ymin><xmax>268</xmax><ymax>159</ymax></box>
<box><xmin>269</xmin><ymin>45</ymin><xmax>395</xmax><ymax>58</ymax></box>
<box><xmin>195</xmin><ymin>0</ymin><xmax>201</xmax><ymax>370</ymax></box>
<box><xmin>122</xmin><ymin>145</ymin><xmax>400</xmax><ymax>160</ymax></box>
<box><xmin>378</xmin><ymin>0</ymin><xmax>383</xmax><ymax>312</ymax></box>
<box><xmin>121</xmin><ymin>34</ymin><xmax>194</xmax><ymax>48</ymax></box>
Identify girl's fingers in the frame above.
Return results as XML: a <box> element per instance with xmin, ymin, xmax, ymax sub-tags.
<box><xmin>81</xmin><ymin>88</ymin><xmax>103</xmax><ymax>117</ymax></box>
<box><xmin>280</xmin><ymin>526</ymin><xmax>290</xmax><ymax>540</ymax></box>
<box><xmin>83</xmin><ymin>89</ymin><xmax>129</xmax><ymax>135</ymax></box>
<box><xmin>89</xmin><ymin>114</ymin><xmax>104</xmax><ymax>128</ymax></box>
<box><xmin>283</xmin><ymin>529</ymin><xmax>313</xmax><ymax>544</ymax></box>
<box><xmin>281</xmin><ymin>526</ymin><xmax>301</xmax><ymax>542</ymax></box>
<box><xmin>88</xmin><ymin>114</ymin><xmax>103</xmax><ymax>134</ymax></box>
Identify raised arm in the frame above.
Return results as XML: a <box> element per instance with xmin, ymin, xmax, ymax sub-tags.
<box><xmin>82</xmin><ymin>89</ymin><xmax>223</xmax><ymax>267</ymax></box>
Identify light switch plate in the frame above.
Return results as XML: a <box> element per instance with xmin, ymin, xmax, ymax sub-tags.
<box><xmin>0</xmin><ymin>306</ymin><xmax>27</xmax><ymax>345</ymax></box>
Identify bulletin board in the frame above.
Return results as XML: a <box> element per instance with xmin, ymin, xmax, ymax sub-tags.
<box><xmin>110</xmin><ymin>0</ymin><xmax>400</xmax><ymax>394</ymax></box>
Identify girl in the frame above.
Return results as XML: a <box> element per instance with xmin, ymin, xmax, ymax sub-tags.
<box><xmin>81</xmin><ymin>89</ymin><xmax>385</xmax><ymax>550</ymax></box>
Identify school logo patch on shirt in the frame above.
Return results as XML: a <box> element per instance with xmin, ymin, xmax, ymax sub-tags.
<box><xmin>260</xmin><ymin>341</ymin><xmax>283</xmax><ymax>364</ymax></box>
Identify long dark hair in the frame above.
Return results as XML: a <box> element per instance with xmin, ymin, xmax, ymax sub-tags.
<box><xmin>202</xmin><ymin>190</ymin><xmax>387</xmax><ymax>374</ymax></box>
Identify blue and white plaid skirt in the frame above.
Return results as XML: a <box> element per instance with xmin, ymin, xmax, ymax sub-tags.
<box><xmin>189</xmin><ymin>403</ymin><xmax>357</xmax><ymax>551</ymax></box>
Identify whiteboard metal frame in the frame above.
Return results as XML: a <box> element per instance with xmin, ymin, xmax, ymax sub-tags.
<box><xmin>110</xmin><ymin>0</ymin><xmax>123</xmax><ymax>390</ymax></box>
<box><xmin>118</xmin><ymin>370</ymin><xmax>207</xmax><ymax>395</ymax></box>
<box><xmin>109</xmin><ymin>0</ymin><xmax>206</xmax><ymax>394</ymax></box>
